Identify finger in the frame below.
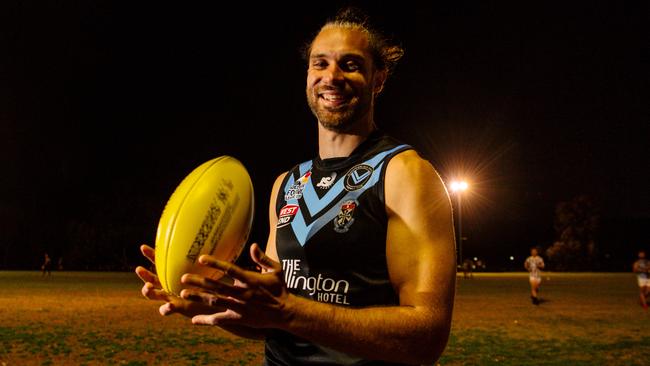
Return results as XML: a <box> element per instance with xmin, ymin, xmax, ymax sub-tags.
<box><xmin>181</xmin><ymin>273</ymin><xmax>220</xmax><ymax>289</ymax></box>
<box><xmin>180</xmin><ymin>290</ymin><xmax>245</xmax><ymax>320</ymax></box>
<box><xmin>180</xmin><ymin>287</ymin><xmax>242</xmax><ymax>307</ymax></box>
<box><xmin>159</xmin><ymin>295</ymin><xmax>221</xmax><ymax>317</ymax></box>
<box><xmin>179</xmin><ymin>288</ymin><xmax>205</xmax><ymax>304</ymax></box>
<box><xmin>181</xmin><ymin>274</ymin><xmax>247</xmax><ymax>298</ymax></box>
<box><xmin>250</xmin><ymin>243</ymin><xmax>282</xmax><ymax>272</ymax></box>
<box><xmin>181</xmin><ymin>288</ymin><xmax>246</xmax><ymax>311</ymax></box>
<box><xmin>135</xmin><ymin>266</ymin><xmax>161</xmax><ymax>287</ymax></box>
<box><xmin>181</xmin><ymin>273</ymin><xmax>245</xmax><ymax>294</ymax></box>
<box><xmin>181</xmin><ymin>288</ymin><xmax>221</xmax><ymax>306</ymax></box>
<box><xmin>159</xmin><ymin>302</ymin><xmax>175</xmax><ymax>316</ymax></box>
<box><xmin>192</xmin><ymin>309</ymin><xmax>243</xmax><ymax>326</ymax></box>
<box><xmin>141</xmin><ymin>244</ymin><xmax>156</xmax><ymax>265</ymax></box>
<box><xmin>142</xmin><ymin>282</ymin><xmax>171</xmax><ymax>301</ymax></box>
<box><xmin>198</xmin><ymin>256</ymin><xmax>252</xmax><ymax>283</ymax></box>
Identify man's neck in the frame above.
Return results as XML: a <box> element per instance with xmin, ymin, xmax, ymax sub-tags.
<box><xmin>317</xmin><ymin>122</ymin><xmax>376</xmax><ymax>159</ymax></box>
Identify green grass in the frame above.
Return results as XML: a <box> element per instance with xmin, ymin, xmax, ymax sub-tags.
<box><xmin>439</xmin><ymin>272</ymin><xmax>648</xmax><ymax>365</ymax></box>
<box><xmin>0</xmin><ymin>271</ymin><xmax>264</xmax><ymax>365</ymax></box>
<box><xmin>0</xmin><ymin>271</ymin><xmax>647</xmax><ymax>365</ymax></box>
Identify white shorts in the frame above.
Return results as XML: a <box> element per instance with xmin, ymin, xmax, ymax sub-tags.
<box><xmin>638</xmin><ymin>277</ymin><xmax>650</xmax><ymax>287</ymax></box>
<box><xmin>529</xmin><ymin>276</ymin><xmax>542</xmax><ymax>285</ymax></box>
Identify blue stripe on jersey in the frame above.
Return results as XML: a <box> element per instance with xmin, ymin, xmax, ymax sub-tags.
<box><xmin>290</xmin><ymin>161</ymin><xmax>385</xmax><ymax>246</ymax></box>
<box><xmin>298</xmin><ymin>160</ymin><xmax>312</xmax><ymax>176</ymax></box>
<box><xmin>285</xmin><ymin>144</ymin><xmax>408</xmax><ymax>246</ymax></box>
<box><xmin>299</xmin><ymin>145</ymin><xmax>406</xmax><ymax>216</ymax></box>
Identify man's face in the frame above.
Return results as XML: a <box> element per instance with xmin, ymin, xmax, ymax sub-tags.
<box><xmin>531</xmin><ymin>248</ymin><xmax>538</xmax><ymax>256</ymax></box>
<box><xmin>306</xmin><ymin>27</ymin><xmax>384</xmax><ymax>131</ymax></box>
<box><xmin>640</xmin><ymin>251</ymin><xmax>646</xmax><ymax>259</ymax></box>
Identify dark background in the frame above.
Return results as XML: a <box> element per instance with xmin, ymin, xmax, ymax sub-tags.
<box><xmin>1</xmin><ymin>1</ymin><xmax>647</xmax><ymax>271</ymax></box>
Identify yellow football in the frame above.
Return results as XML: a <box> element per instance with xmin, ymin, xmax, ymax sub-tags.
<box><xmin>154</xmin><ymin>156</ymin><xmax>254</xmax><ymax>296</ymax></box>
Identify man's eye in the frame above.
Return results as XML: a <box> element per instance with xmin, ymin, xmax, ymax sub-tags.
<box><xmin>343</xmin><ymin>61</ymin><xmax>360</xmax><ymax>72</ymax></box>
<box><xmin>312</xmin><ymin>60</ymin><xmax>327</xmax><ymax>69</ymax></box>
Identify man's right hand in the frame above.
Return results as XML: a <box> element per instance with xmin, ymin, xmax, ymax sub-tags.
<box><xmin>134</xmin><ymin>244</ymin><xmax>266</xmax><ymax>340</ymax></box>
<box><xmin>135</xmin><ymin>244</ymin><xmax>223</xmax><ymax>317</ymax></box>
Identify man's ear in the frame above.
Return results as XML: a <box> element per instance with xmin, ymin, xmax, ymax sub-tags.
<box><xmin>372</xmin><ymin>69</ymin><xmax>388</xmax><ymax>95</ymax></box>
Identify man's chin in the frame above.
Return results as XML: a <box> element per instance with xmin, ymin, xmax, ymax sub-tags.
<box><xmin>321</xmin><ymin>119</ymin><xmax>368</xmax><ymax>135</ymax></box>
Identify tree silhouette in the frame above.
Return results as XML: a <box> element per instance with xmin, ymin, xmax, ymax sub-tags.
<box><xmin>545</xmin><ymin>195</ymin><xmax>600</xmax><ymax>270</ymax></box>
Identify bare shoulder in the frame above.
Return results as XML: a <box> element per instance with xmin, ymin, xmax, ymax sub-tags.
<box><xmin>386</xmin><ymin>150</ymin><xmax>444</xmax><ymax>185</ymax></box>
<box><xmin>266</xmin><ymin>171</ymin><xmax>289</xmax><ymax>262</ymax></box>
<box><xmin>385</xmin><ymin>150</ymin><xmax>449</xmax><ymax>211</ymax></box>
<box><xmin>271</xmin><ymin>172</ymin><xmax>288</xmax><ymax>193</ymax></box>
<box><xmin>269</xmin><ymin>171</ymin><xmax>289</xmax><ymax>213</ymax></box>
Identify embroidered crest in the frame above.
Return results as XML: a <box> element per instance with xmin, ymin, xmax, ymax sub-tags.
<box><xmin>277</xmin><ymin>204</ymin><xmax>299</xmax><ymax>228</ymax></box>
<box><xmin>333</xmin><ymin>200</ymin><xmax>358</xmax><ymax>233</ymax></box>
<box><xmin>316</xmin><ymin>172</ymin><xmax>337</xmax><ymax>189</ymax></box>
<box><xmin>344</xmin><ymin>164</ymin><xmax>373</xmax><ymax>191</ymax></box>
<box><xmin>285</xmin><ymin>171</ymin><xmax>312</xmax><ymax>201</ymax></box>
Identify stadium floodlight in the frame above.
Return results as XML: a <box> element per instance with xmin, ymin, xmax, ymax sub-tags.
<box><xmin>450</xmin><ymin>181</ymin><xmax>469</xmax><ymax>192</ymax></box>
<box><xmin>449</xmin><ymin>180</ymin><xmax>469</xmax><ymax>267</ymax></box>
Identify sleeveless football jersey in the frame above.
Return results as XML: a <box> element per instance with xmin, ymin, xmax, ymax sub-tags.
<box><xmin>636</xmin><ymin>259</ymin><xmax>650</xmax><ymax>280</ymax></box>
<box><xmin>265</xmin><ymin>130</ymin><xmax>413</xmax><ymax>366</ymax></box>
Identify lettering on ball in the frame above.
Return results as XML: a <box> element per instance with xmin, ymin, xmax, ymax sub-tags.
<box><xmin>186</xmin><ymin>179</ymin><xmax>237</xmax><ymax>263</ymax></box>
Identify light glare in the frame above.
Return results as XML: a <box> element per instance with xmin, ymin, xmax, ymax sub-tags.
<box><xmin>450</xmin><ymin>181</ymin><xmax>469</xmax><ymax>192</ymax></box>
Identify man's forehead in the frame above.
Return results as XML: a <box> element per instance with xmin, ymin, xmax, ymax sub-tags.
<box><xmin>310</xmin><ymin>27</ymin><xmax>371</xmax><ymax>59</ymax></box>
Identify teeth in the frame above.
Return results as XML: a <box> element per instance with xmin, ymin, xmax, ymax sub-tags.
<box><xmin>322</xmin><ymin>94</ymin><xmax>344</xmax><ymax>101</ymax></box>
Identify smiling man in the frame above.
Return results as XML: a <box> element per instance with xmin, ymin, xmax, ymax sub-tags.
<box><xmin>137</xmin><ymin>7</ymin><xmax>456</xmax><ymax>365</ymax></box>
<box><xmin>306</xmin><ymin>26</ymin><xmax>378</xmax><ymax>131</ymax></box>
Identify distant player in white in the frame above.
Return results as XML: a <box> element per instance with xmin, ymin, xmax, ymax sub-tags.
<box><xmin>632</xmin><ymin>250</ymin><xmax>650</xmax><ymax>309</ymax></box>
<box><xmin>524</xmin><ymin>247</ymin><xmax>545</xmax><ymax>305</ymax></box>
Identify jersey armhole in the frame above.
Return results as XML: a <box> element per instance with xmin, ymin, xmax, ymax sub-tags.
<box><xmin>276</xmin><ymin>166</ymin><xmax>297</xmax><ymax>212</ymax></box>
<box><xmin>377</xmin><ymin>146</ymin><xmax>413</xmax><ymax>206</ymax></box>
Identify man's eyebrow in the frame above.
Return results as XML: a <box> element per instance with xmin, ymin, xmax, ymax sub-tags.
<box><xmin>309</xmin><ymin>53</ymin><xmax>367</xmax><ymax>61</ymax></box>
<box><xmin>341</xmin><ymin>54</ymin><xmax>366</xmax><ymax>63</ymax></box>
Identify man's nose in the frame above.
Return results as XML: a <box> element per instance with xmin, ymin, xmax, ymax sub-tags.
<box><xmin>321</xmin><ymin>64</ymin><xmax>344</xmax><ymax>84</ymax></box>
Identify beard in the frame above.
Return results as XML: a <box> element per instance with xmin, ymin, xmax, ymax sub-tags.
<box><xmin>306</xmin><ymin>86</ymin><xmax>373</xmax><ymax>132</ymax></box>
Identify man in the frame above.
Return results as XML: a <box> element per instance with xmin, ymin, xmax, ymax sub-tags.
<box><xmin>41</xmin><ymin>252</ymin><xmax>52</xmax><ymax>277</ymax></box>
<box><xmin>136</xmin><ymin>7</ymin><xmax>456</xmax><ymax>365</ymax></box>
<box><xmin>524</xmin><ymin>247</ymin><xmax>545</xmax><ymax>305</ymax></box>
<box><xmin>462</xmin><ymin>258</ymin><xmax>474</xmax><ymax>279</ymax></box>
<box><xmin>632</xmin><ymin>250</ymin><xmax>649</xmax><ymax>310</ymax></box>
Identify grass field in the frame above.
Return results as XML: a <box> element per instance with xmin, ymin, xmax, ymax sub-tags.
<box><xmin>443</xmin><ymin>272</ymin><xmax>649</xmax><ymax>365</ymax></box>
<box><xmin>0</xmin><ymin>271</ymin><xmax>647</xmax><ymax>365</ymax></box>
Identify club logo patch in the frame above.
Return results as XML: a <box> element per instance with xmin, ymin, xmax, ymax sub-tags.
<box><xmin>285</xmin><ymin>171</ymin><xmax>312</xmax><ymax>201</ymax></box>
<box><xmin>333</xmin><ymin>200</ymin><xmax>358</xmax><ymax>233</ymax></box>
<box><xmin>277</xmin><ymin>204</ymin><xmax>299</xmax><ymax>228</ymax></box>
<box><xmin>344</xmin><ymin>164</ymin><xmax>373</xmax><ymax>191</ymax></box>
<box><xmin>316</xmin><ymin>172</ymin><xmax>337</xmax><ymax>189</ymax></box>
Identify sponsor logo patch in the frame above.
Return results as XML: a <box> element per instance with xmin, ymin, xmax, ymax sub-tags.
<box><xmin>344</xmin><ymin>164</ymin><xmax>373</xmax><ymax>191</ymax></box>
<box><xmin>277</xmin><ymin>204</ymin><xmax>299</xmax><ymax>228</ymax></box>
<box><xmin>282</xmin><ymin>259</ymin><xmax>351</xmax><ymax>305</ymax></box>
<box><xmin>333</xmin><ymin>200</ymin><xmax>358</xmax><ymax>233</ymax></box>
<box><xmin>316</xmin><ymin>172</ymin><xmax>337</xmax><ymax>189</ymax></box>
<box><xmin>285</xmin><ymin>171</ymin><xmax>312</xmax><ymax>201</ymax></box>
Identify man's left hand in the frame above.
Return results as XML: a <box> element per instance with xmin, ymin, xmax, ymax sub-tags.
<box><xmin>180</xmin><ymin>243</ymin><xmax>292</xmax><ymax>329</ymax></box>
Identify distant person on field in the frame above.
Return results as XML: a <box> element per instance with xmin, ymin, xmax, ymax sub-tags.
<box><xmin>462</xmin><ymin>258</ymin><xmax>474</xmax><ymax>279</ymax></box>
<box><xmin>41</xmin><ymin>252</ymin><xmax>52</xmax><ymax>277</ymax></box>
<box><xmin>57</xmin><ymin>257</ymin><xmax>64</xmax><ymax>271</ymax></box>
<box><xmin>632</xmin><ymin>250</ymin><xmax>650</xmax><ymax>309</ymax></box>
<box><xmin>524</xmin><ymin>247</ymin><xmax>545</xmax><ymax>305</ymax></box>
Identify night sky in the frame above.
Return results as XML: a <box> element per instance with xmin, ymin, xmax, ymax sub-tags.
<box><xmin>2</xmin><ymin>1</ymin><xmax>648</xmax><ymax>270</ymax></box>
